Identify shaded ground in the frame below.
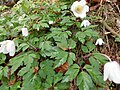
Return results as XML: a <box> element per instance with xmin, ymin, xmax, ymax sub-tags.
<box><xmin>89</xmin><ymin>0</ymin><xmax>120</xmax><ymax>60</ymax></box>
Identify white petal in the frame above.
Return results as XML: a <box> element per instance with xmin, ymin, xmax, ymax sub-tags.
<box><xmin>104</xmin><ymin>62</ymin><xmax>110</xmax><ymax>81</ymax></box>
<box><xmin>48</xmin><ymin>21</ymin><xmax>54</xmax><ymax>24</ymax></box>
<box><xmin>78</xmin><ymin>13</ymin><xmax>86</xmax><ymax>18</ymax></box>
<box><xmin>81</xmin><ymin>20</ymin><xmax>91</xmax><ymax>27</ymax></box>
<box><xmin>6</xmin><ymin>41</ymin><xmax>15</xmax><ymax>56</ymax></box>
<box><xmin>0</xmin><ymin>47</ymin><xmax>3</xmax><ymax>53</ymax></box>
<box><xmin>95</xmin><ymin>38</ymin><xmax>104</xmax><ymax>45</ymax></box>
<box><xmin>70</xmin><ymin>0</ymin><xmax>89</xmax><ymax>18</ymax></box>
<box><xmin>109</xmin><ymin>61</ymin><xmax>120</xmax><ymax>84</ymax></box>
<box><xmin>2</xmin><ymin>45</ymin><xmax>8</xmax><ymax>54</ymax></box>
<box><xmin>83</xmin><ymin>5</ymin><xmax>89</xmax><ymax>12</ymax></box>
<box><xmin>0</xmin><ymin>41</ymin><xmax>9</xmax><ymax>54</ymax></box>
<box><xmin>22</xmin><ymin>28</ymin><xmax>29</xmax><ymax>37</ymax></box>
<box><xmin>71</xmin><ymin>1</ymin><xmax>79</xmax><ymax>12</ymax></box>
<box><xmin>79</xmin><ymin>0</ymin><xmax>87</xmax><ymax>6</ymax></box>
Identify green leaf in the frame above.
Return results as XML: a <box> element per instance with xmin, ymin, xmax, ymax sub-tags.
<box><xmin>68</xmin><ymin>52</ymin><xmax>76</xmax><ymax>65</ymax></box>
<box><xmin>9</xmin><ymin>52</ymin><xmax>35</xmax><ymax>75</ymax></box>
<box><xmin>84</xmin><ymin>29</ymin><xmax>98</xmax><ymax>37</ymax></box>
<box><xmin>81</xmin><ymin>25</ymin><xmax>98</xmax><ymax>31</ymax></box>
<box><xmin>81</xmin><ymin>45</ymin><xmax>89</xmax><ymax>53</ymax></box>
<box><xmin>62</xmin><ymin>64</ymin><xmax>79</xmax><ymax>82</ymax></box>
<box><xmin>39</xmin><ymin>60</ymin><xmax>55</xmax><ymax>78</ymax></box>
<box><xmin>89</xmin><ymin>56</ymin><xmax>99</xmax><ymax>70</ymax></box>
<box><xmin>22</xmin><ymin>71</ymin><xmax>41</xmax><ymax>90</ymax></box>
<box><xmin>54</xmin><ymin>51</ymin><xmax>68</xmax><ymax>68</ymax></box>
<box><xmin>40</xmin><ymin>23</ymin><xmax>49</xmax><ymax>28</ymax></box>
<box><xmin>84</xmin><ymin>65</ymin><xmax>105</xmax><ymax>87</ymax></box>
<box><xmin>76</xmin><ymin>31</ymin><xmax>86</xmax><ymax>43</ymax></box>
<box><xmin>86</xmin><ymin>41</ymin><xmax>95</xmax><ymax>52</ymax></box>
<box><xmin>9</xmin><ymin>55</ymin><xmax>24</xmax><ymax>74</ymax></box>
<box><xmin>77</xmin><ymin>71</ymin><xmax>94</xmax><ymax>90</ymax></box>
<box><xmin>55</xmin><ymin>82</ymin><xmax>69</xmax><ymax>90</ymax></box>
<box><xmin>21</xmin><ymin>0</ymin><xmax>30</xmax><ymax>13</ymax></box>
<box><xmin>92</xmin><ymin>53</ymin><xmax>108</xmax><ymax>64</ymax></box>
<box><xmin>17</xmin><ymin>43</ymin><xmax>29</xmax><ymax>52</ymax></box>
<box><xmin>33</xmin><ymin>24</ymin><xmax>40</xmax><ymax>31</ymax></box>
<box><xmin>10</xmin><ymin>81</ymin><xmax>21</xmax><ymax>90</ymax></box>
<box><xmin>68</xmin><ymin>39</ymin><xmax>76</xmax><ymax>49</ymax></box>
<box><xmin>115</xmin><ymin>37</ymin><xmax>120</xmax><ymax>42</ymax></box>
<box><xmin>54</xmin><ymin>73</ymin><xmax>63</xmax><ymax>85</ymax></box>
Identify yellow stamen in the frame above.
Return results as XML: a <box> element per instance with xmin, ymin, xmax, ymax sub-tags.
<box><xmin>75</xmin><ymin>5</ymin><xmax>83</xmax><ymax>14</ymax></box>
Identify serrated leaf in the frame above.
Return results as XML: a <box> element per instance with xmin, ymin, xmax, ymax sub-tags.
<box><xmin>81</xmin><ymin>45</ymin><xmax>89</xmax><ymax>53</ymax></box>
<box><xmin>77</xmin><ymin>71</ymin><xmax>94</xmax><ymax>90</ymax></box>
<box><xmin>9</xmin><ymin>55</ymin><xmax>24</xmax><ymax>74</ymax></box>
<box><xmin>86</xmin><ymin>41</ymin><xmax>95</xmax><ymax>52</ymax></box>
<box><xmin>89</xmin><ymin>56</ymin><xmax>99</xmax><ymax>70</ymax></box>
<box><xmin>39</xmin><ymin>60</ymin><xmax>55</xmax><ymax>78</ymax></box>
<box><xmin>92</xmin><ymin>53</ymin><xmax>108</xmax><ymax>64</ymax></box>
<box><xmin>40</xmin><ymin>23</ymin><xmax>49</xmax><ymax>28</ymax></box>
<box><xmin>68</xmin><ymin>39</ymin><xmax>76</xmax><ymax>49</ymax></box>
<box><xmin>54</xmin><ymin>73</ymin><xmax>63</xmax><ymax>85</ymax></box>
<box><xmin>68</xmin><ymin>52</ymin><xmax>76</xmax><ymax>65</ymax></box>
<box><xmin>54</xmin><ymin>50</ymin><xmax>68</xmax><ymax>68</ymax></box>
<box><xmin>21</xmin><ymin>0</ymin><xmax>30</xmax><ymax>13</ymax></box>
<box><xmin>62</xmin><ymin>64</ymin><xmax>79</xmax><ymax>82</ymax></box>
<box><xmin>84</xmin><ymin>65</ymin><xmax>105</xmax><ymax>86</ymax></box>
<box><xmin>76</xmin><ymin>31</ymin><xmax>86</xmax><ymax>43</ymax></box>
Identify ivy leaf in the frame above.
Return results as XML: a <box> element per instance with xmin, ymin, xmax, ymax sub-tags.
<box><xmin>62</xmin><ymin>64</ymin><xmax>79</xmax><ymax>82</ymax></box>
<box><xmin>77</xmin><ymin>71</ymin><xmax>94</xmax><ymax>90</ymax></box>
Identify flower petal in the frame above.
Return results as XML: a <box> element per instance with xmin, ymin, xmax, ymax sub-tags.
<box><xmin>104</xmin><ymin>62</ymin><xmax>110</xmax><ymax>81</ymax></box>
<box><xmin>6</xmin><ymin>41</ymin><xmax>15</xmax><ymax>56</ymax></box>
<box><xmin>109</xmin><ymin>61</ymin><xmax>120</xmax><ymax>84</ymax></box>
<box><xmin>22</xmin><ymin>28</ymin><xmax>29</xmax><ymax>37</ymax></box>
<box><xmin>83</xmin><ymin>5</ymin><xmax>89</xmax><ymax>12</ymax></box>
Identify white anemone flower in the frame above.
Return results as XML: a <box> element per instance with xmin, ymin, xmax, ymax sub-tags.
<box><xmin>22</xmin><ymin>28</ymin><xmax>29</xmax><ymax>37</ymax></box>
<box><xmin>0</xmin><ymin>40</ymin><xmax>15</xmax><ymax>56</ymax></box>
<box><xmin>71</xmin><ymin>0</ymin><xmax>89</xmax><ymax>18</ymax></box>
<box><xmin>81</xmin><ymin>20</ymin><xmax>91</xmax><ymax>27</ymax></box>
<box><xmin>95</xmin><ymin>38</ymin><xmax>105</xmax><ymax>45</ymax></box>
<box><xmin>104</xmin><ymin>61</ymin><xmax>120</xmax><ymax>84</ymax></box>
<box><xmin>48</xmin><ymin>21</ymin><xmax>54</xmax><ymax>24</ymax></box>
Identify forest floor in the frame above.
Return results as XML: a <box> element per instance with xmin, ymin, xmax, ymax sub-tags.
<box><xmin>89</xmin><ymin>0</ymin><xmax>120</xmax><ymax>61</ymax></box>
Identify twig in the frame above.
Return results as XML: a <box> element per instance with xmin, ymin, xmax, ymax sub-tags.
<box><xmin>100</xmin><ymin>20</ymin><xmax>120</xmax><ymax>38</ymax></box>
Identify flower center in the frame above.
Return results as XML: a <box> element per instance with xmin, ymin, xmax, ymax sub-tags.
<box><xmin>75</xmin><ymin>5</ymin><xmax>84</xmax><ymax>14</ymax></box>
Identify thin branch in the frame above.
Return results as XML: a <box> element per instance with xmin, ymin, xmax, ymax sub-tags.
<box><xmin>100</xmin><ymin>20</ymin><xmax>120</xmax><ymax>38</ymax></box>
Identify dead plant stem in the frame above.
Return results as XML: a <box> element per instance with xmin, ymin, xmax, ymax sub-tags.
<box><xmin>100</xmin><ymin>20</ymin><xmax>120</xmax><ymax>38</ymax></box>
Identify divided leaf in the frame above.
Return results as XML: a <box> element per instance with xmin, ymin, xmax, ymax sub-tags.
<box><xmin>62</xmin><ymin>64</ymin><xmax>79</xmax><ymax>82</ymax></box>
<box><xmin>77</xmin><ymin>71</ymin><xmax>94</xmax><ymax>90</ymax></box>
